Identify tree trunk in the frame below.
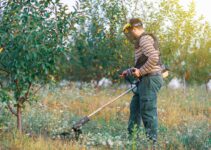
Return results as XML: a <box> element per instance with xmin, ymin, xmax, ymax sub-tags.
<box><xmin>17</xmin><ymin>104</ymin><xmax>22</xmax><ymax>132</ymax></box>
<box><xmin>183</xmin><ymin>74</ymin><xmax>187</xmax><ymax>96</ymax></box>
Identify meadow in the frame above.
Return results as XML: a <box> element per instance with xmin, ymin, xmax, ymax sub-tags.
<box><xmin>0</xmin><ymin>83</ymin><xmax>210</xmax><ymax>150</ymax></box>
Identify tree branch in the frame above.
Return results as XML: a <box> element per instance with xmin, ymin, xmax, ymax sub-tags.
<box><xmin>14</xmin><ymin>80</ymin><xmax>21</xmax><ymax>93</ymax></box>
<box><xmin>23</xmin><ymin>82</ymin><xmax>32</xmax><ymax>103</ymax></box>
<box><xmin>121</xmin><ymin>0</ymin><xmax>127</xmax><ymax>22</ymax></box>
<box><xmin>0</xmin><ymin>61</ymin><xmax>7</xmax><ymax>69</ymax></box>
<box><xmin>7</xmin><ymin>103</ymin><xmax>17</xmax><ymax>116</ymax></box>
<box><xmin>140</xmin><ymin>1</ymin><xmax>147</xmax><ymax>20</ymax></box>
<box><xmin>17</xmin><ymin>82</ymin><xmax>32</xmax><ymax>104</ymax></box>
<box><xmin>0</xmin><ymin>68</ymin><xmax>9</xmax><ymax>74</ymax></box>
<box><xmin>33</xmin><ymin>84</ymin><xmax>45</xmax><ymax>96</ymax></box>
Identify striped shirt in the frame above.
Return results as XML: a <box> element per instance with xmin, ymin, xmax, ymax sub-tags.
<box><xmin>135</xmin><ymin>34</ymin><xmax>162</xmax><ymax>75</ymax></box>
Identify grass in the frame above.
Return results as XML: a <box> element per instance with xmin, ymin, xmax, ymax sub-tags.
<box><xmin>0</xmin><ymin>83</ymin><xmax>210</xmax><ymax>149</ymax></box>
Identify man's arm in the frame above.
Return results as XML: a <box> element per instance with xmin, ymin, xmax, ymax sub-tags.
<box><xmin>138</xmin><ymin>35</ymin><xmax>159</xmax><ymax>76</ymax></box>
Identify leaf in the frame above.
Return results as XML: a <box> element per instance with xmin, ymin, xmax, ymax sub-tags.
<box><xmin>0</xmin><ymin>89</ymin><xmax>11</xmax><ymax>103</ymax></box>
<box><xmin>0</xmin><ymin>48</ymin><xmax>3</xmax><ymax>53</ymax></box>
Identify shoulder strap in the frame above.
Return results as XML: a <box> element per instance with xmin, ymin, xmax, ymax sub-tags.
<box><xmin>137</xmin><ymin>32</ymin><xmax>159</xmax><ymax>50</ymax></box>
<box><xmin>136</xmin><ymin>32</ymin><xmax>162</xmax><ymax>66</ymax></box>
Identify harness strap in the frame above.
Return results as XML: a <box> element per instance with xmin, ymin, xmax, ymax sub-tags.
<box><xmin>135</xmin><ymin>32</ymin><xmax>162</xmax><ymax>67</ymax></box>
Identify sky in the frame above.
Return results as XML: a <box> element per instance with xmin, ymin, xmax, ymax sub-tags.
<box><xmin>60</xmin><ymin>0</ymin><xmax>211</xmax><ymax>23</ymax></box>
<box><xmin>180</xmin><ymin>0</ymin><xmax>211</xmax><ymax>23</ymax></box>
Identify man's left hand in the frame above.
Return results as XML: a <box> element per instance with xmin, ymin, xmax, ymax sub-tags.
<box><xmin>132</xmin><ymin>68</ymin><xmax>141</xmax><ymax>78</ymax></box>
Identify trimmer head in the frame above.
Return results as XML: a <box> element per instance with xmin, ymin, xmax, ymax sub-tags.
<box><xmin>53</xmin><ymin>116</ymin><xmax>90</xmax><ymax>141</ymax></box>
<box><xmin>55</xmin><ymin>83</ymin><xmax>135</xmax><ymax>141</ymax></box>
<box><xmin>71</xmin><ymin>116</ymin><xmax>90</xmax><ymax>140</ymax></box>
<box><xmin>71</xmin><ymin>127</ymin><xmax>82</xmax><ymax>140</ymax></box>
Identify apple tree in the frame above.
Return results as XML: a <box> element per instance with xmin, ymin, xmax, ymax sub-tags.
<box><xmin>0</xmin><ymin>0</ymin><xmax>73</xmax><ymax>131</ymax></box>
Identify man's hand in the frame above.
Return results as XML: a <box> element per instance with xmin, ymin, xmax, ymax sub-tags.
<box><xmin>119</xmin><ymin>70</ymin><xmax>128</xmax><ymax>78</ymax></box>
<box><xmin>132</xmin><ymin>68</ymin><xmax>141</xmax><ymax>78</ymax></box>
<box><xmin>120</xmin><ymin>68</ymin><xmax>141</xmax><ymax>78</ymax></box>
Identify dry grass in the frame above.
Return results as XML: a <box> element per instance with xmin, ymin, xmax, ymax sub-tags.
<box><xmin>0</xmin><ymin>131</ymin><xmax>87</xmax><ymax>150</ymax></box>
<box><xmin>0</xmin><ymin>85</ymin><xmax>210</xmax><ymax>150</ymax></box>
<box><xmin>42</xmin><ymin>86</ymin><xmax>210</xmax><ymax>128</ymax></box>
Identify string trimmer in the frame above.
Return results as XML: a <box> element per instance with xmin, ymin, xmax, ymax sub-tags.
<box><xmin>71</xmin><ymin>77</ymin><xmax>138</xmax><ymax>140</ymax></box>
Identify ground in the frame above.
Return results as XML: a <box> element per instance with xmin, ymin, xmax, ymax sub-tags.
<box><xmin>0</xmin><ymin>83</ymin><xmax>210</xmax><ymax>149</ymax></box>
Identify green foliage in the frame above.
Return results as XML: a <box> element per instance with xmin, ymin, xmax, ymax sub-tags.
<box><xmin>68</xmin><ymin>0</ymin><xmax>133</xmax><ymax>82</ymax></box>
<box><xmin>156</xmin><ymin>0</ymin><xmax>211</xmax><ymax>83</ymax></box>
<box><xmin>66</xmin><ymin>0</ymin><xmax>210</xmax><ymax>84</ymax></box>
<box><xmin>0</xmin><ymin>0</ymin><xmax>71</xmax><ymax>102</ymax></box>
<box><xmin>0</xmin><ymin>0</ymin><xmax>73</xmax><ymax>130</ymax></box>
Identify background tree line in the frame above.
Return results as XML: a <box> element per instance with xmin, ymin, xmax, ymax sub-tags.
<box><xmin>63</xmin><ymin>0</ymin><xmax>211</xmax><ymax>84</ymax></box>
<box><xmin>1</xmin><ymin>0</ymin><xmax>209</xmax><ymax>84</ymax></box>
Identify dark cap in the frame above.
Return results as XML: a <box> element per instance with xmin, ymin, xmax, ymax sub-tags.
<box><xmin>129</xmin><ymin>18</ymin><xmax>143</xmax><ymax>28</ymax></box>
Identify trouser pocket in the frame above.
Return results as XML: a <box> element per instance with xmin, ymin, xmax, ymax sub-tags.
<box><xmin>141</xmin><ymin>98</ymin><xmax>157</xmax><ymax>111</ymax></box>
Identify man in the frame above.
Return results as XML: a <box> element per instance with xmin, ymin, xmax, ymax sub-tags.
<box><xmin>121</xmin><ymin>18</ymin><xmax>163</xmax><ymax>143</ymax></box>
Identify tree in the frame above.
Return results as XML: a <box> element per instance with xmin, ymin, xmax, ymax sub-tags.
<box><xmin>157</xmin><ymin>0</ymin><xmax>210</xmax><ymax>84</ymax></box>
<box><xmin>69</xmin><ymin>0</ymin><xmax>133</xmax><ymax>82</ymax></box>
<box><xmin>0</xmin><ymin>0</ymin><xmax>73</xmax><ymax>131</ymax></box>
<box><xmin>187</xmin><ymin>22</ymin><xmax>211</xmax><ymax>83</ymax></box>
<box><xmin>129</xmin><ymin>0</ymin><xmax>211</xmax><ymax>84</ymax></box>
<box><xmin>54</xmin><ymin>0</ymin><xmax>210</xmax><ymax>84</ymax></box>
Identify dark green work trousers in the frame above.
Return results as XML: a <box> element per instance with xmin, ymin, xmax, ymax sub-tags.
<box><xmin>128</xmin><ymin>75</ymin><xmax>163</xmax><ymax>141</ymax></box>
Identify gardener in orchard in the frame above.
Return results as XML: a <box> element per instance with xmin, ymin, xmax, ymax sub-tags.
<box><xmin>120</xmin><ymin>18</ymin><xmax>163</xmax><ymax>143</ymax></box>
